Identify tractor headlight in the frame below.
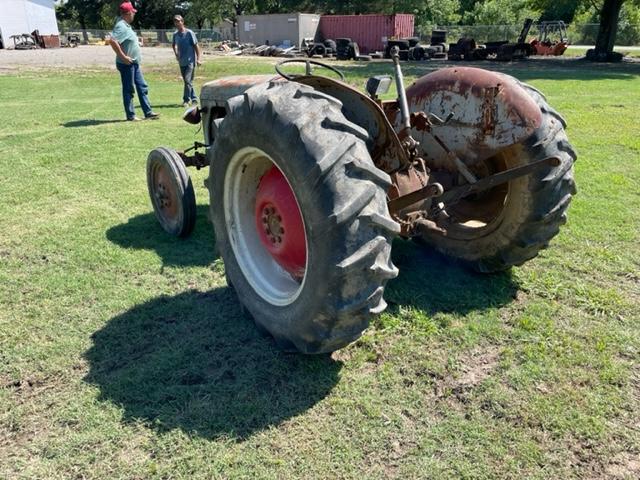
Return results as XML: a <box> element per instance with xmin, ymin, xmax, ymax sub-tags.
<box><xmin>182</xmin><ymin>106</ymin><xmax>201</xmax><ymax>125</ymax></box>
<box><xmin>365</xmin><ymin>75</ymin><xmax>392</xmax><ymax>99</ymax></box>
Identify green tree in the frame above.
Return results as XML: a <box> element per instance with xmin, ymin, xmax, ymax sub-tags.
<box><xmin>186</xmin><ymin>0</ymin><xmax>223</xmax><ymax>29</ymax></box>
<box><xmin>525</xmin><ymin>0</ymin><xmax>580</xmax><ymax>22</ymax></box>
<box><xmin>57</xmin><ymin>0</ymin><xmax>111</xmax><ymax>30</ymax></box>
<box><xmin>464</xmin><ymin>0</ymin><xmax>540</xmax><ymax>25</ymax></box>
<box><xmin>133</xmin><ymin>0</ymin><xmax>180</xmax><ymax>28</ymax></box>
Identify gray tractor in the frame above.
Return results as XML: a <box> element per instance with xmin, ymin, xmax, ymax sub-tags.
<box><xmin>147</xmin><ymin>51</ymin><xmax>576</xmax><ymax>353</ymax></box>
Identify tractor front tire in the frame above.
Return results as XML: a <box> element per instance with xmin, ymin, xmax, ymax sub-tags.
<box><xmin>209</xmin><ymin>82</ymin><xmax>399</xmax><ymax>353</ymax></box>
<box><xmin>147</xmin><ymin>147</ymin><xmax>196</xmax><ymax>238</ymax></box>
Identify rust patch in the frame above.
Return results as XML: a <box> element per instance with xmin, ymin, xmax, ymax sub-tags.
<box><xmin>481</xmin><ymin>85</ymin><xmax>499</xmax><ymax>135</ymax></box>
<box><xmin>406</xmin><ymin>66</ymin><xmax>542</xmax><ymax>132</ymax></box>
<box><xmin>410</xmin><ymin>111</ymin><xmax>431</xmax><ymax>132</ymax></box>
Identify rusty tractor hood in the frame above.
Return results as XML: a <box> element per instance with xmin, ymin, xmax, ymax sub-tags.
<box><xmin>200</xmin><ymin>75</ymin><xmax>279</xmax><ymax>108</ymax></box>
<box><xmin>404</xmin><ymin>67</ymin><xmax>542</xmax><ymax>167</ymax></box>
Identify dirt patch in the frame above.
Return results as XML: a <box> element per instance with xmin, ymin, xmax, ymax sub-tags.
<box><xmin>455</xmin><ymin>348</ymin><xmax>501</xmax><ymax>389</ymax></box>
<box><xmin>607</xmin><ymin>453</ymin><xmax>640</xmax><ymax>479</ymax></box>
<box><xmin>433</xmin><ymin>346</ymin><xmax>501</xmax><ymax>402</ymax></box>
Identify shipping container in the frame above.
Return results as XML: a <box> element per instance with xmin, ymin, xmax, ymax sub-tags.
<box><xmin>237</xmin><ymin>13</ymin><xmax>320</xmax><ymax>48</ymax></box>
<box><xmin>319</xmin><ymin>14</ymin><xmax>414</xmax><ymax>54</ymax></box>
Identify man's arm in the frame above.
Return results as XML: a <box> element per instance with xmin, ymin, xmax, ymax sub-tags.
<box><xmin>190</xmin><ymin>31</ymin><xmax>202</xmax><ymax>66</ymax></box>
<box><xmin>109</xmin><ymin>37</ymin><xmax>132</xmax><ymax>64</ymax></box>
<box><xmin>172</xmin><ymin>36</ymin><xmax>179</xmax><ymax>59</ymax></box>
<box><xmin>195</xmin><ymin>43</ymin><xmax>202</xmax><ymax>65</ymax></box>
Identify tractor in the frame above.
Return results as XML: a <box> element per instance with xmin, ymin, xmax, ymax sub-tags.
<box><xmin>530</xmin><ymin>21</ymin><xmax>569</xmax><ymax>56</ymax></box>
<box><xmin>146</xmin><ymin>49</ymin><xmax>576</xmax><ymax>353</ymax></box>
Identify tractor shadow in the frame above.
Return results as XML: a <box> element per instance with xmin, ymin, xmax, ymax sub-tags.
<box><xmin>88</xmin><ymin>235</ymin><xmax>514</xmax><ymax>440</ymax></box>
<box><xmin>105</xmin><ymin>205</ymin><xmax>216</xmax><ymax>267</ymax></box>
<box><xmin>84</xmin><ymin>287</ymin><xmax>341</xmax><ymax>440</ymax></box>
<box><xmin>385</xmin><ymin>239</ymin><xmax>518</xmax><ymax>315</ymax></box>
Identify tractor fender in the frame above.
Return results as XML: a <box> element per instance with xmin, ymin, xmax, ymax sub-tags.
<box><xmin>404</xmin><ymin>67</ymin><xmax>542</xmax><ymax>169</ymax></box>
<box><xmin>297</xmin><ymin>75</ymin><xmax>409</xmax><ymax>173</ymax></box>
<box><xmin>200</xmin><ymin>75</ymin><xmax>280</xmax><ymax>145</ymax></box>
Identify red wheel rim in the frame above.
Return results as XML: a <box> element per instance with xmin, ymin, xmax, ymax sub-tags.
<box><xmin>255</xmin><ymin>166</ymin><xmax>306</xmax><ymax>278</ymax></box>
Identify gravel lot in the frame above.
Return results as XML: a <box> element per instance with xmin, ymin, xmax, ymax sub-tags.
<box><xmin>0</xmin><ymin>45</ymin><xmax>177</xmax><ymax>69</ymax></box>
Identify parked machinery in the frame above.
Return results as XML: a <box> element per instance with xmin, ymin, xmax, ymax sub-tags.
<box><xmin>448</xmin><ymin>19</ymin><xmax>535</xmax><ymax>62</ymax></box>
<box><xmin>335</xmin><ymin>38</ymin><xmax>359</xmax><ymax>60</ymax></box>
<box><xmin>384</xmin><ymin>37</ymin><xmax>433</xmax><ymax>61</ymax></box>
<box><xmin>530</xmin><ymin>21</ymin><xmax>569</xmax><ymax>56</ymax></box>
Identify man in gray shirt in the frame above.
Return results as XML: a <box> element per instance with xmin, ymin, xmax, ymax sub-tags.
<box><xmin>172</xmin><ymin>15</ymin><xmax>202</xmax><ymax>107</ymax></box>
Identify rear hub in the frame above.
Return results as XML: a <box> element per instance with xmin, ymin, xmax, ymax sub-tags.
<box><xmin>223</xmin><ymin>147</ymin><xmax>308</xmax><ymax>306</ymax></box>
<box><xmin>255</xmin><ymin>166</ymin><xmax>306</xmax><ymax>277</ymax></box>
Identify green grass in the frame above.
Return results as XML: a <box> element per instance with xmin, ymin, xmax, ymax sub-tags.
<box><xmin>1</xmin><ymin>55</ymin><xmax>639</xmax><ymax>479</ymax></box>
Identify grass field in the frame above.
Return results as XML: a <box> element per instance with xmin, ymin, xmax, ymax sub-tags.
<box><xmin>1</xmin><ymin>56</ymin><xmax>639</xmax><ymax>479</ymax></box>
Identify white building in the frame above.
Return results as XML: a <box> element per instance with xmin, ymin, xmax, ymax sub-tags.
<box><xmin>0</xmin><ymin>0</ymin><xmax>60</xmax><ymax>49</ymax></box>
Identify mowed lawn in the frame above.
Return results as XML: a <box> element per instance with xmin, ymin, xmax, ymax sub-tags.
<box><xmin>1</xmin><ymin>55</ymin><xmax>639</xmax><ymax>479</ymax></box>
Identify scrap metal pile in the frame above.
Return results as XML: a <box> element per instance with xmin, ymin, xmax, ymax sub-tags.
<box><xmin>211</xmin><ymin>21</ymin><xmax>569</xmax><ymax>63</ymax></box>
<box><xmin>214</xmin><ymin>31</ymin><xmax>448</xmax><ymax>62</ymax></box>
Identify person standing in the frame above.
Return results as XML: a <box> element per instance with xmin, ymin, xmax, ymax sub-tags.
<box><xmin>172</xmin><ymin>15</ymin><xmax>202</xmax><ymax>107</ymax></box>
<box><xmin>108</xmin><ymin>2</ymin><xmax>159</xmax><ymax>121</ymax></box>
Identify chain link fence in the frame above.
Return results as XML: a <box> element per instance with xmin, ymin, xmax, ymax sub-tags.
<box><xmin>61</xmin><ymin>23</ymin><xmax>640</xmax><ymax>47</ymax></box>
<box><xmin>59</xmin><ymin>28</ymin><xmax>226</xmax><ymax>47</ymax></box>
<box><xmin>417</xmin><ymin>23</ymin><xmax>640</xmax><ymax>46</ymax></box>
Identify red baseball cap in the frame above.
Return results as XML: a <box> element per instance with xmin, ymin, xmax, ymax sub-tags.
<box><xmin>119</xmin><ymin>2</ymin><xmax>137</xmax><ymax>13</ymax></box>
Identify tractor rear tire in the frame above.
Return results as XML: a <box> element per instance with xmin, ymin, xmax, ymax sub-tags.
<box><xmin>147</xmin><ymin>147</ymin><xmax>196</xmax><ymax>238</ymax></box>
<box><xmin>209</xmin><ymin>81</ymin><xmax>399</xmax><ymax>353</ymax></box>
<box><xmin>417</xmin><ymin>78</ymin><xmax>577</xmax><ymax>272</ymax></box>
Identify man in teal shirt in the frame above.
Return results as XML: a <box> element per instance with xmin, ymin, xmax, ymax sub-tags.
<box><xmin>108</xmin><ymin>2</ymin><xmax>159</xmax><ymax>121</ymax></box>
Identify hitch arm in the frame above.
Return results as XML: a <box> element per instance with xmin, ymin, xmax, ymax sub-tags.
<box><xmin>438</xmin><ymin>156</ymin><xmax>561</xmax><ymax>206</ymax></box>
<box><xmin>177</xmin><ymin>142</ymin><xmax>210</xmax><ymax>170</ymax></box>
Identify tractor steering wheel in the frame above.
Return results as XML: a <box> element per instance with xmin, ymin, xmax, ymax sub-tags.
<box><xmin>275</xmin><ymin>59</ymin><xmax>345</xmax><ymax>81</ymax></box>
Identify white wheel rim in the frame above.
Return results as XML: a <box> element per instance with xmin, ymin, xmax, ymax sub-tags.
<box><xmin>223</xmin><ymin>147</ymin><xmax>307</xmax><ymax>306</ymax></box>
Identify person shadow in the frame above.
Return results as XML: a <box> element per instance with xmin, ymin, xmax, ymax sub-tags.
<box><xmin>62</xmin><ymin>119</ymin><xmax>127</xmax><ymax>128</ymax></box>
<box><xmin>88</xmin><ymin>219</ymin><xmax>517</xmax><ymax>439</ymax></box>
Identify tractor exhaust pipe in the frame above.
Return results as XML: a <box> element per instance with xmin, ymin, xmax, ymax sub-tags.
<box><xmin>391</xmin><ymin>46</ymin><xmax>412</xmax><ymax>135</ymax></box>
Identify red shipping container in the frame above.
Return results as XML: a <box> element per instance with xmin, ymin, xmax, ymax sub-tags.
<box><xmin>319</xmin><ymin>14</ymin><xmax>414</xmax><ymax>54</ymax></box>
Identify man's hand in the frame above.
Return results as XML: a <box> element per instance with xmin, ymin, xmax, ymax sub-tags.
<box><xmin>196</xmin><ymin>59</ymin><xmax>202</xmax><ymax>66</ymax></box>
<box><xmin>109</xmin><ymin>37</ymin><xmax>134</xmax><ymax>65</ymax></box>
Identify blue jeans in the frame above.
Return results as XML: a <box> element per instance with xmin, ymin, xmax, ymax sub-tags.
<box><xmin>116</xmin><ymin>62</ymin><xmax>153</xmax><ymax>119</ymax></box>
<box><xmin>180</xmin><ymin>63</ymin><xmax>197</xmax><ymax>103</ymax></box>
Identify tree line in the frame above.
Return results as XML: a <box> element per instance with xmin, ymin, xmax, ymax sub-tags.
<box><xmin>57</xmin><ymin>0</ymin><xmax>639</xmax><ymax>59</ymax></box>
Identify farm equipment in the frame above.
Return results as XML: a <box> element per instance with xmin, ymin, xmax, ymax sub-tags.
<box><xmin>530</xmin><ymin>21</ymin><xmax>569</xmax><ymax>56</ymax></box>
<box><xmin>449</xmin><ymin>19</ymin><xmax>535</xmax><ymax>61</ymax></box>
<box><xmin>335</xmin><ymin>38</ymin><xmax>359</xmax><ymax>60</ymax></box>
<box><xmin>146</xmin><ymin>48</ymin><xmax>576</xmax><ymax>353</ymax></box>
<box><xmin>10</xmin><ymin>33</ymin><xmax>38</xmax><ymax>50</ymax></box>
